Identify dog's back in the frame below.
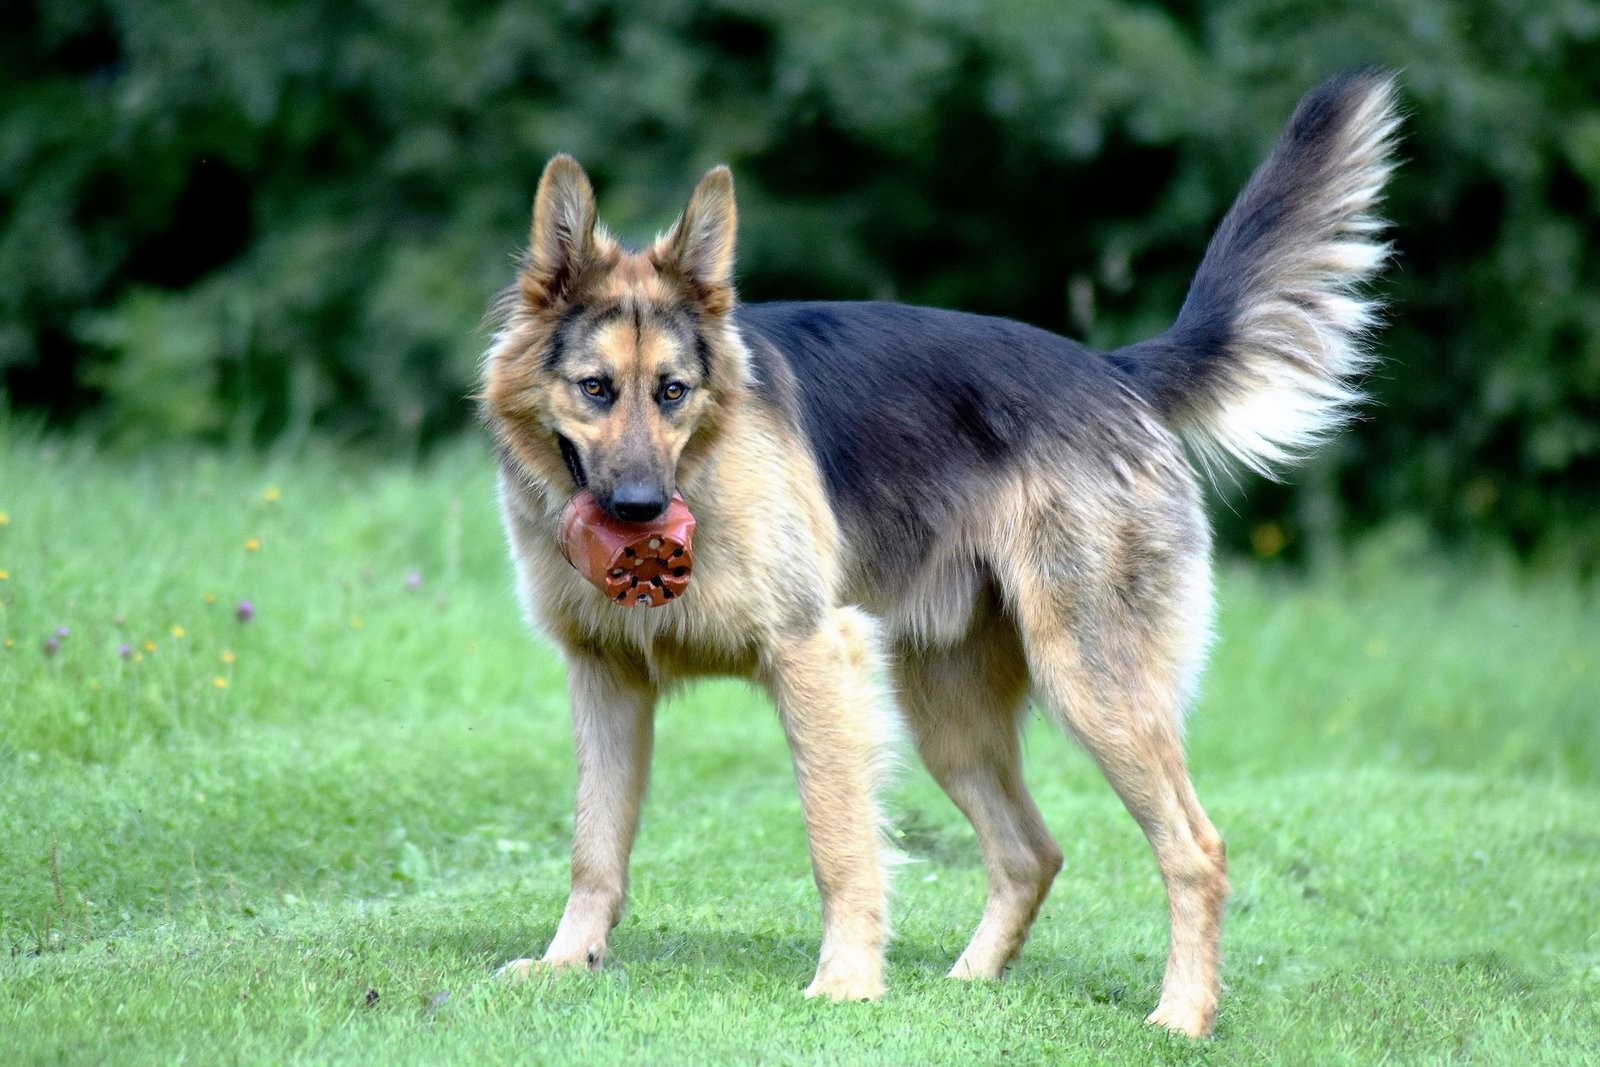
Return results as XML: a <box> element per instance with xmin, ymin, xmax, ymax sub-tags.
<box><xmin>738</xmin><ymin>300</ymin><xmax>1133</xmax><ymax>590</ymax></box>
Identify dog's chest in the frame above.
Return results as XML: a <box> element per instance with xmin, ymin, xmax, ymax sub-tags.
<box><xmin>501</xmin><ymin>460</ymin><xmax>834</xmax><ymax>681</ymax></box>
<box><xmin>510</xmin><ymin>517</ymin><xmax>788</xmax><ymax>681</ymax></box>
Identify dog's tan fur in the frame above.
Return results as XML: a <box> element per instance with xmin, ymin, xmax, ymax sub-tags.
<box><xmin>482</xmin><ymin>70</ymin><xmax>1399</xmax><ymax>1037</ymax></box>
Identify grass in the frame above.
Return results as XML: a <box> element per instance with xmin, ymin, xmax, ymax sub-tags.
<box><xmin>2</xmin><ymin>431</ymin><xmax>1597</xmax><ymax>1065</ymax></box>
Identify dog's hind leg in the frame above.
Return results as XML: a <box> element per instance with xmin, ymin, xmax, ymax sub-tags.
<box><xmin>1001</xmin><ymin>537</ymin><xmax>1227</xmax><ymax>1038</ymax></box>
<box><xmin>765</xmin><ymin>607</ymin><xmax>894</xmax><ymax>1001</ymax></box>
<box><xmin>891</xmin><ymin>597</ymin><xmax>1063</xmax><ymax>980</ymax></box>
<box><xmin>500</xmin><ymin>645</ymin><xmax>656</xmax><ymax>978</ymax></box>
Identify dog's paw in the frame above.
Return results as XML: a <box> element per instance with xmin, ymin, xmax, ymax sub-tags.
<box><xmin>804</xmin><ymin>969</ymin><xmax>885</xmax><ymax>1002</ymax></box>
<box><xmin>946</xmin><ymin>949</ymin><xmax>1009</xmax><ymax>981</ymax></box>
<box><xmin>495</xmin><ymin>949</ymin><xmax>604</xmax><ymax>981</ymax></box>
<box><xmin>494</xmin><ymin>957</ymin><xmax>544</xmax><ymax>981</ymax></box>
<box><xmin>1145</xmin><ymin>998</ymin><xmax>1216</xmax><ymax>1040</ymax></box>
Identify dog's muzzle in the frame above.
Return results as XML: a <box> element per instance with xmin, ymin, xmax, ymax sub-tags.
<box><xmin>558</xmin><ymin>489</ymin><xmax>696</xmax><ymax>607</ymax></box>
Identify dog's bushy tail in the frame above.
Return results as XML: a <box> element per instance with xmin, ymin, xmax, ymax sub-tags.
<box><xmin>1115</xmin><ymin>69</ymin><xmax>1401</xmax><ymax>479</ymax></box>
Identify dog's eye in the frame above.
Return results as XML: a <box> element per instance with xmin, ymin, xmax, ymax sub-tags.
<box><xmin>661</xmin><ymin>382</ymin><xmax>688</xmax><ymax>403</ymax></box>
<box><xmin>580</xmin><ymin>378</ymin><xmax>607</xmax><ymax>400</ymax></box>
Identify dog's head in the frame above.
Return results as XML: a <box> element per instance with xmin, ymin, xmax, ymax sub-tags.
<box><xmin>482</xmin><ymin>156</ymin><xmax>747</xmax><ymax>521</ymax></box>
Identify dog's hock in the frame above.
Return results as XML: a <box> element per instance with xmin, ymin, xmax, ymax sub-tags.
<box><xmin>559</xmin><ymin>489</ymin><xmax>696</xmax><ymax>607</ymax></box>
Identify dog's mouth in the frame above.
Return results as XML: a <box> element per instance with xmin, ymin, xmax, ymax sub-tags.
<box><xmin>556</xmin><ymin>434</ymin><xmax>587</xmax><ymax>489</ymax></box>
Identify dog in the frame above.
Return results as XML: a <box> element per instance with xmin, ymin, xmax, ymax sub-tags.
<box><xmin>479</xmin><ymin>69</ymin><xmax>1399</xmax><ymax>1039</ymax></box>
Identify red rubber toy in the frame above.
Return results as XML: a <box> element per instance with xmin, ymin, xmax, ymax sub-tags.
<box><xmin>558</xmin><ymin>489</ymin><xmax>696</xmax><ymax>607</ymax></box>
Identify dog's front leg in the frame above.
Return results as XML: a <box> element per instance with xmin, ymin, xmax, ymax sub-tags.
<box><xmin>766</xmin><ymin>608</ymin><xmax>891</xmax><ymax>1001</ymax></box>
<box><xmin>501</xmin><ymin>647</ymin><xmax>655</xmax><ymax>978</ymax></box>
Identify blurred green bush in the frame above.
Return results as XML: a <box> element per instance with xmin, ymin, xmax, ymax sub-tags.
<box><xmin>3</xmin><ymin>0</ymin><xmax>1597</xmax><ymax>557</ymax></box>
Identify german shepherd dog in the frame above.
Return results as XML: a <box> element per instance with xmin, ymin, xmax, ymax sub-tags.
<box><xmin>480</xmin><ymin>70</ymin><xmax>1399</xmax><ymax>1039</ymax></box>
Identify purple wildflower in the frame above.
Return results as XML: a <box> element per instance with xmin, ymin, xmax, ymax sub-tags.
<box><xmin>42</xmin><ymin>635</ymin><xmax>59</xmax><ymax>656</ymax></box>
<box><xmin>235</xmin><ymin>599</ymin><xmax>255</xmax><ymax>622</ymax></box>
<box><xmin>118</xmin><ymin>642</ymin><xmax>132</xmax><ymax>659</ymax></box>
<box><xmin>56</xmin><ymin>626</ymin><xmax>69</xmax><ymax>638</ymax></box>
<box><xmin>405</xmin><ymin>570</ymin><xmax>422</xmax><ymax>590</ymax></box>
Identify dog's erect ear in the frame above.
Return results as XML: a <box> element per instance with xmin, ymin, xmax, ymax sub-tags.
<box><xmin>522</xmin><ymin>154</ymin><xmax>597</xmax><ymax>308</ymax></box>
<box><xmin>661</xmin><ymin>166</ymin><xmax>737</xmax><ymax>315</ymax></box>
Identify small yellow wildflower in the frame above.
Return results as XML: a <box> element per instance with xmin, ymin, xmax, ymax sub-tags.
<box><xmin>3</xmin><ymin>637</ymin><xmax>13</xmax><ymax>649</ymax></box>
<box><xmin>1249</xmin><ymin>523</ymin><xmax>1286</xmax><ymax>559</ymax></box>
<box><xmin>213</xmin><ymin>676</ymin><xmax>228</xmax><ymax>689</ymax></box>
<box><xmin>0</xmin><ymin>510</ymin><xmax>9</xmax><ymax>525</ymax></box>
<box><xmin>244</xmin><ymin>537</ymin><xmax>261</xmax><ymax>552</ymax></box>
<box><xmin>133</xmin><ymin>652</ymin><xmax>144</xmax><ymax>662</ymax></box>
<box><xmin>170</xmin><ymin>625</ymin><xmax>186</xmax><ymax>639</ymax></box>
<box><xmin>143</xmin><ymin>640</ymin><xmax>157</xmax><ymax>653</ymax></box>
<box><xmin>262</xmin><ymin>485</ymin><xmax>281</xmax><ymax>503</ymax></box>
<box><xmin>0</xmin><ymin>570</ymin><xmax>9</xmax><ymax>581</ymax></box>
<box><xmin>349</xmin><ymin>615</ymin><xmax>364</xmax><ymax>630</ymax></box>
<box><xmin>203</xmin><ymin>592</ymin><xmax>217</xmax><ymax>605</ymax></box>
<box><xmin>220</xmin><ymin>648</ymin><xmax>235</xmax><ymax>665</ymax></box>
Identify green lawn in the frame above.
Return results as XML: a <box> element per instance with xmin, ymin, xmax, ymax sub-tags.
<box><xmin>2</xmin><ymin>432</ymin><xmax>1597</xmax><ymax>1065</ymax></box>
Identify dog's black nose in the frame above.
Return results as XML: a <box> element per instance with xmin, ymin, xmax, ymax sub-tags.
<box><xmin>607</xmin><ymin>482</ymin><xmax>669</xmax><ymax>523</ymax></box>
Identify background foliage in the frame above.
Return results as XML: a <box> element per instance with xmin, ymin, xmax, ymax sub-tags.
<box><xmin>4</xmin><ymin>0</ymin><xmax>1598</xmax><ymax>557</ymax></box>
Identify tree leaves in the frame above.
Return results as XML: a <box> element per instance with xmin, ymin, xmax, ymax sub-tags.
<box><xmin>3</xmin><ymin>0</ymin><xmax>1597</xmax><ymax>556</ymax></box>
